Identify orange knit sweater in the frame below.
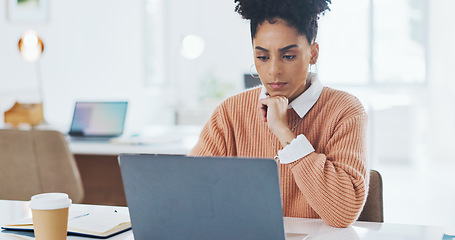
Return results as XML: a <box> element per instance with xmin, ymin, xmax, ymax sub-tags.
<box><xmin>189</xmin><ymin>86</ymin><xmax>368</xmax><ymax>228</ymax></box>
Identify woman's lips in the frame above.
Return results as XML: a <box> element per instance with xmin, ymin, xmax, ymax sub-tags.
<box><xmin>268</xmin><ymin>82</ymin><xmax>287</xmax><ymax>89</ymax></box>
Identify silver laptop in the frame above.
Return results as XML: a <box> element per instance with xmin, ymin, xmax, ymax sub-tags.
<box><xmin>68</xmin><ymin>101</ymin><xmax>128</xmax><ymax>141</ymax></box>
<box><xmin>119</xmin><ymin>154</ymin><xmax>286</xmax><ymax>240</ymax></box>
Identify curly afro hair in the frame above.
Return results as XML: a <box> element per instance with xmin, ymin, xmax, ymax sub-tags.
<box><xmin>234</xmin><ymin>0</ymin><xmax>331</xmax><ymax>43</ymax></box>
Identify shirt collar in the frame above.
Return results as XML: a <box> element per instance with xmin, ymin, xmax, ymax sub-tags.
<box><xmin>259</xmin><ymin>73</ymin><xmax>323</xmax><ymax>118</ymax></box>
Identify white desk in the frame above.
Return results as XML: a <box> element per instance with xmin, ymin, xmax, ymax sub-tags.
<box><xmin>67</xmin><ymin>125</ymin><xmax>202</xmax><ymax>206</ymax></box>
<box><xmin>0</xmin><ymin>200</ymin><xmax>448</xmax><ymax>240</ymax></box>
<box><xmin>69</xmin><ymin>141</ymin><xmax>193</xmax><ymax>156</ymax></box>
<box><xmin>68</xmin><ymin>125</ymin><xmax>201</xmax><ymax>156</ymax></box>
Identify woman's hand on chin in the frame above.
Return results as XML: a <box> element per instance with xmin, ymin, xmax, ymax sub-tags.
<box><xmin>258</xmin><ymin>96</ymin><xmax>296</xmax><ymax>147</ymax></box>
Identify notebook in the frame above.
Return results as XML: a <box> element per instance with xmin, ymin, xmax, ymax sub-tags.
<box><xmin>1</xmin><ymin>209</ymin><xmax>131</xmax><ymax>238</ymax></box>
<box><xmin>118</xmin><ymin>154</ymin><xmax>286</xmax><ymax>240</ymax></box>
<box><xmin>68</xmin><ymin>101</ymin><xmax>128</xmax><ymax>141</ymax></box>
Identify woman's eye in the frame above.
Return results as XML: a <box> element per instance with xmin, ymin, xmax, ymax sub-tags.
<box><xmin>256</xmin><ymin>56</ymin><xmax>269</xmax><ymax>61</ymax></box>
<box><xmin>283</xmin><ymin>55</ymin><xmax>296</xmax><ymax>60</ymax></box>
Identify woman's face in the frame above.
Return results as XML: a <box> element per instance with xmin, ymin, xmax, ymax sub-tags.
<box><xmin>253</xmin><ymin>19</ymin><xmax>319</xmax><ymax>102</ymax></box>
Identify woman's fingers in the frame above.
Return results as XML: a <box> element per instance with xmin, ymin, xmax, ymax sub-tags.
<box><xmin>258</xmin><ymin>96</ymin><xmax>297</xmax><ymax>147</ymax></box>
<box><xmin>258</xmin><ymin>96</ymin><xmax>289</xmax><ymax>125</ymax></box>
<box><xmin>259</xmin><ymin>104</ymin><xmax>268</xmax><ymax>122</ymax></box>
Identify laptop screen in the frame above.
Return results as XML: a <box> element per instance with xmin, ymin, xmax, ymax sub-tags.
<box><xmin>69</xmin><ymin>101</ymin><xmax>128</xmax><ymax>138</ymax></box>
<box><xmin>244</xmin><ymin>74</ymin><xmax>262</xmax><ymax>89</ymax></box>
<box><xmin>119</xmin><ymin>154</ymin><xmax>285</xmax><ymax>240</ymax></box>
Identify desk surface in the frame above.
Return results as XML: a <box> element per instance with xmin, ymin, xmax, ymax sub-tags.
<box><xmin>0</xmin><ymin>200</ymin><xmax>448</xmax><ymax>240</ymax></box>
<box><xmin>1</xmin><ymin>124</ymin><xmax>201</xmax><ymax>156</ymax></box>
<box><xmin>68</xmin><ymin>125</ymin><xmax>201</xmax><ymax>156</ymax></box>
<box><xmin>69</xmin><ymin>140</ymin><xmax>195</xmax><ymax>156</ymax></box>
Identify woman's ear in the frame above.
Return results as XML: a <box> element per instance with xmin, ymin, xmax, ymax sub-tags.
<box><xmin>310</xmin><ymin>43</ymin><xmax>319</xmax><ymax>64</ymax></box>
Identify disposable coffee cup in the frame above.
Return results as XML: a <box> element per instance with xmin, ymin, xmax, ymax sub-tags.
<box><xmin>30</xmin><ymin>193</ymin><xmax>72</xmax><ymax>240</ymax></box>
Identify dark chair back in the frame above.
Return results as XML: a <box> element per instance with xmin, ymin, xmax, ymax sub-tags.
<box><xmin>358</xmin><ymin>170</ymin><xmax>384</xmax><ymax>222</ymax></box>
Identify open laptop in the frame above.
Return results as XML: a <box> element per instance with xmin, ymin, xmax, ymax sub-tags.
<box><xmin>119</xmin><ymin>154</ymin><xmax>286</xmax><ymax>240</ymax></box>
<box><xmin>68</xmin><ymin>101</ymin><xmax>128</xmax><ymax>141</ymax></box>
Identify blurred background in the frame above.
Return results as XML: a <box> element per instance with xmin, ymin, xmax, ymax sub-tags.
<box><xmin>1</xmin><ymin>0</ymin><xmax>455</xmax><ymax>227</ymax></box>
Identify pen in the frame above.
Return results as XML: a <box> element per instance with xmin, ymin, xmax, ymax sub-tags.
<box><xmin>71</xmin><ymin>213</ymin><xmax>89</xmax><ymax>220</ymax></box>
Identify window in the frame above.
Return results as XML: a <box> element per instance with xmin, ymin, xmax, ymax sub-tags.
<box><xmin>145</xmin><ymin>0</ymin><xmax>167</xmax><ymax>86</ymax></box>
<box><xmin>317</xmin><ymin>0</ymin><xmax>427</xmax><ymax>85</ymax></box>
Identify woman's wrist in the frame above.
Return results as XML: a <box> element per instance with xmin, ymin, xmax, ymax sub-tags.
<box><xmin>272</xmin><ymin>127</ymin><xmax>297</xmax><ymax>147</ymax></box>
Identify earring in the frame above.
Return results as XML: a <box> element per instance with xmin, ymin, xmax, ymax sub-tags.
<box><xmin>310</xmin><ymin>57</ymin><xmax>316</xmax><ymax>65</ymax></box>
<box><xmin>309</xmin><ymin>57</ymin><xmax>316</xmax><ymax>73</ymax></box>
<box><xmin>309</xmin><ymin>62</ymin><xmax>318</xmax><ymax>74</ymax></box>
<box><xmin>250</xmin><ymin>64</ymin><xmax>260</xmax><ymax>79</ymax></box>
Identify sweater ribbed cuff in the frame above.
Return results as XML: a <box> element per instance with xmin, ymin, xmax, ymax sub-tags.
<box><xmin>277</xmin><ymin>134</ymin><xmax>315</xmax><ymax>164</ymax></box>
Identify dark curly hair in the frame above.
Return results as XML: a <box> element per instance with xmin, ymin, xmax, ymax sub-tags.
<box><xmin>234</xmin><ymin>0</ymin><xmax>331</xmax><ymax>44</ymax></box>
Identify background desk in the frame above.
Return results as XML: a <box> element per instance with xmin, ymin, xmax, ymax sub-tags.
<box><xmin>68</xmin><ymin>125</ymin><xmax>201</xmax><ymax>206</ymax></box>
<box><xmin>0</xmin><ymin>200</ymin><xmax>448</xmax><ymax>240</ymax></box>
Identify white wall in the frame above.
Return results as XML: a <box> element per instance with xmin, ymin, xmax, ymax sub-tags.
<box><xmin>0</xmin><ymin>0</ymin><xmax>254</xmax><ymax>130</ymax></box>
<box><xmin>166</xmin><ymin>0</ymin><xmax>252</xmax><ymax>124</ymax></box>
<box><xmin>428</xmin><ymin>0</ymin><xmax>455</xmax><ymax>162</ymax></box>
<box><xmin>0</xmin><ymin>0</ymin><xmax>163</xmax><ymax>132</ymax></box>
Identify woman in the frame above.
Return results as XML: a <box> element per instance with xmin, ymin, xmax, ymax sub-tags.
<box><xmin>190</xmin><ymin>0</ymin><xmax>368</xmax><ymax>228</ymax></box>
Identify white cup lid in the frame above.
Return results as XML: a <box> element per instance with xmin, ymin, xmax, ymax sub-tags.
<box><xmin>29</xmin><ymin>193</ymin><xmax>72</xmax><ymax>210</ymax></box>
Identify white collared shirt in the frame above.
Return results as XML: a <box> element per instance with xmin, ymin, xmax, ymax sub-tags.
<box><xmin>259</xmin><ymin>73</ymin><xmax>323</xmax><ymax>164</ymax></box>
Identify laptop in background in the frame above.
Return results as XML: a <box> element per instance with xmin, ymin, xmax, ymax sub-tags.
<box><xmin>244</xmin><ymin>73</ymin><xmax>262</xmax><ymax>89</ymax></box>
<box><xmin>68</xmin><ymin>101</ymin><xmax>128</xmax><ymax>141</ymax></box>
<box><xmin>119</xmin><ymin>154</ymin><xmax>286</xmax><ymax>240</ymax></box>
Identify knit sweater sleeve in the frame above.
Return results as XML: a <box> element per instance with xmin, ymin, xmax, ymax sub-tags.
<box><xmin>286</xmin><ymin>112</ymin><xmax>368</xmax><ymax>228</ymax></box>
<box><xmin>188</xmin><ymin>104</ymin><xmax>232</xmax><ymax>156</ymax></box>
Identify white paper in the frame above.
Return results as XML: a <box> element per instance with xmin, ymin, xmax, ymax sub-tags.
<box><xmin>69</xmin><ymin>210</ymin><xmax>130</xmax><ymax>234</ymax></box>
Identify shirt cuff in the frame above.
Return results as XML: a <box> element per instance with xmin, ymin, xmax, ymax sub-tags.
<box><xmin>277</xmin><ymin>134</ymin><xmax>315</xmax><ymax>164</ymax></box>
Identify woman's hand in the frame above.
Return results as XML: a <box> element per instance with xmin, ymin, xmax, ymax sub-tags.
<box><xmin>258</xmin><ymin>96</ymin><xmax>296</xmax><ymax>147</ymax></box>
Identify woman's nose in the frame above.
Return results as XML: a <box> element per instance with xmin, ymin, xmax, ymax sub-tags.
<box><xmin>268</xmin><ymin>58</ymin><xmax>281</xmax><ymax>76</ymax></box>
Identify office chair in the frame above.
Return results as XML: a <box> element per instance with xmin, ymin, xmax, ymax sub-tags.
<box><xmin>0</xmin><ymin>129</ymin><xmax>84</xmax><ymax>203</ymax></box>
<box><xmin>357</xmin><ymin>170</ymin><xmax>384</xmax><ymax>222</ymax></box>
